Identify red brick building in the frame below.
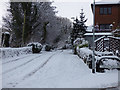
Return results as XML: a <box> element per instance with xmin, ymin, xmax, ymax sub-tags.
<box><xmin>91</xmin><ymin>0</ymin><xmax>120</xmax><ymax>32</ymax></box>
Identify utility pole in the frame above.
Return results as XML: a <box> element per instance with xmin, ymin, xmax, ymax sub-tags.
<box><xmin>92</xmin><ymin>0</ymin><xmax>96</xmax><ymax>73</ymax></box>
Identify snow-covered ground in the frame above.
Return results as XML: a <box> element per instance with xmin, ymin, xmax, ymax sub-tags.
<box><xmin>1</xmin><ymin>47</ymin><xmax>32</xmax><ymax>59</ymax></box>
<box><xmin>1</xmin><ymin>49</ymin><xmax>119</xmax><ymax>88</ymax></box>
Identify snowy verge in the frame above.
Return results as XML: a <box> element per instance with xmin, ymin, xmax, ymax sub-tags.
<box><xmin>77</xmin><ymin>47</ymin><xmax>120</xmax><ymax>71</ymax></box>
<box><xmin>0</xmin><ymin>47</ymin><xmax>32</xmax><ymax>59</ymax></box>
<box><xmin>77</xmin><ymin>47</ymin><xmax>114</xmax><ymax>59</ymax></box>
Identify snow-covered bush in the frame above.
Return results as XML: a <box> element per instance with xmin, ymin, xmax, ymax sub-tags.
<box><xmin>73</xmin><ymin>38</ymin><xmax>88</xmax><ymax>54</ymax></box>
<box><xmin>96</xmin><ymin>56</ymin><xmax>120</xmax><ymax>72</ymax></box>
<box><xmin>61</xmin><ymin>44</ymin><xmax>72</xmax><ymax>50</ymax></box>
<box><xmin>60</xmin><ymin>39</ymin><xmax>72</xmax><ymax>50</ymax></box>
<box><xmin>77</xmin><ymin>47</ymin><xmax>93</xmax><ymax>60</ymax></box>
<box><xmin>75</xmin><ymin>38</ymin><xmax>88</xmax><ymax>48</ymax></box>
<box><xmin>1</xmin><ymin>47</ymin><xmax>32</xmax><ymax>59</ymax></box>
<box><xmin>27</xmin><ymin>42</ymin><xmax>42</xmax><ymax>53</ymax></box>
<box><xmin>112</xmin><ymin>29</ymin><xmax>120</xmax><ymax>37</ymax></box>
<box><xmin>44</xmin><ymin>44</ymin><xmax>53</xmax><ymax>51</ymax></box>
<box><xmin>77</xmin><ymin>47</ymin><xmax>119</xmax><ymax>72</ymax></box>
<box><xmin>73</xmin><ymin>38</ymin><xmax>82</xmax><ymax>46</ymax></box>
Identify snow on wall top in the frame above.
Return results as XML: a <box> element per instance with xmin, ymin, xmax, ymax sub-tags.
<box><xmin>4</xmin><ymin>32</ymin><xmax>10</xmax><ymax>34</ymax></box>
<box><xmin>1</xmin><ymin>47</ymin><xmax>32</xmax><ymax>59</ymax></box>
<box><xmin>84</xmin><ymin>33</ymin><xmax>112</xmax><ymax>36</ymax></box>
<box><xmin>95</xmin><ymin>0</ymin><xmax>120</xmax><ymax>5</ymax></box>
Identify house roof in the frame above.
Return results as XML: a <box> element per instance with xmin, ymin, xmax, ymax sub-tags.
<box><xmin>93</xmin><ymin>0</ymin><xmax>120</xmax><ymax>5</ymax></box>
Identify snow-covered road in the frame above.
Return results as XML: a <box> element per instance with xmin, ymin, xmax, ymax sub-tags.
<box><xmin>1</xmin><ymin>50</ymin><xmax>119</xmax><ymax>88</ymax></box>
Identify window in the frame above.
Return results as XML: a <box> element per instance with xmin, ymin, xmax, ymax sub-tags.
<box><xmin>100</xmin><ymin>25</ymin><xmax>105</xmax><ymax>29</ymax></box>
<box><xmin>104</xmin><ymin>8</ymin><xmax>107</xmax><ymax>15</ymax></box>
<box><xmin>100</xmin><ymin>8</ymin><xmax>103</xmax><ymax>14</ymax></box>
<box><xmin>108</xmin><ymin>7</ymin><xmax>112</xmax><ymax>14</ymax></box>
<box><xmin>100</xmin><ymin>24</ymin><xmax>111</xmax><ymax>30</ymax></box>
<box><xmin>100</xmin><ymin>7</ymin><xmax>112</xmax><ymax>15</ymax></box>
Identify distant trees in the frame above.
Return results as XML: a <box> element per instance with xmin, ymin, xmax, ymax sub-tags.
<box><xmin>3</xmin><ymin>1</ymin><xmax>55</xmax><ymax>47</ymax></box>
<box><xmin>3</xmin><ymin>1</ymin><xmax>72</xmax><ymax>47</ymax></box>
<box><xmin>42</xmin><ymin>22</ymin><xmax>49</xmax><ymax>43</ymax></box>
<box><xmin>3</xmin><ymin>2</ymin><xmax>39</xmax><ymax>47</ymax></box>
<box><xmin>21</xmin><ymin>2</ymin><xmax>38</xmax><ymax>46</ymax></box>
<box><xmin>71</xmin><ymin>9</ymin><xmax>87</xmax><ymax>45</ymax></box>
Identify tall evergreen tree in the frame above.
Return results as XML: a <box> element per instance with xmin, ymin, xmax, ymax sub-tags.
<box><xmin>71</xmin><ymin>17</ymin><xmax>81</xmax><ymax>45</ymax></box>
<box><xmin>21</xmin><ymin>2</ymin><xmax>38</xmax><ymax>45</ymax></box>
<box><xmin>79</xmin><ymin>9</ymin><xmax>87</xmax><ymax>36</ymax></box>
<box><xmin>3</xmin><ymin>1</ymin><xmax>72</xmax><ymax>47</ymax></box>
<box><xmin>3</xmin><ymin>2</ymin><xmax>39</xmax><ymax>47</ymax></box>
<box><xmin>3</xmin><ymin>2</ymin><xmax>24</xmax><ymax>47</ymax></box>
<box><xmin>71</xmin><ymin>9</ymin><xmax>87</xmax><ymax>45</ymax></box>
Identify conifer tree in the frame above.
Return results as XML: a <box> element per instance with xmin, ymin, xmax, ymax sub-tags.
<box><xmin>79</xmin><ymin>9</ymin><xmax>87</xmax><ymax>36</ymax></box>
<box><xmin>71</xmin><ymin>9</ymin><xmax>87</xmax><ymax>45</ymax></box>
<box><xmin>3</xmin><ymin>2</ymin><xmax>38</xmax><ymax>47</ymax></box>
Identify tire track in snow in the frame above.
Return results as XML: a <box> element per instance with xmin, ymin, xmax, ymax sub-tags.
<box><xmin>2</xmin><ymin>54</ymin><xmax>33</xmax><ymax>65</ymax></box>
<box><xmin>1</xmin><ymin>52</ymin><xmax>52</xmax><ymax>80</ymax></box>
<box><xmin>2</xmin><ymin>54</ymin><xmax>43</xmax><ymax>75</ymax></box>
<box><xmin>23</xmin><ymin>52</ymin><xmax>57</xmax><ymax>79</ymax></box>
<box><xmin>12</xmin><ymin>50</ymin><xmax>63</xmax><ymax>87</ymax></box>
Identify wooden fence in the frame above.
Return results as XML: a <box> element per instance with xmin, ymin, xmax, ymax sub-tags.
<box><xmin>94</xmin><ymin>36</ymin><xmax>105</xmax><ymax>52</ymax></box>
<box><xmin>109</xmin><ymin>36</ymin><xmax>120</xmax><ymax>54</ymax></box>
<box><xmin>95</xmin><ymin>36</ymin><xmax>120</xmax><ymax>56</ymax></box>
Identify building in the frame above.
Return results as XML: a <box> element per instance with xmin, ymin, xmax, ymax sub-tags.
<box><xmin>85</xmin><ymin>0</ymin><xmax>120</xmax><ymax>48</ymax></box>
<box><xmin>91</xmin><ymin>0</ymin><xmax>120</xmax><ymax>32</ymax></box>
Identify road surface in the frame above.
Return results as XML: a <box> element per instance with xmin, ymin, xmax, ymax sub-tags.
<box><xmin>1</xmin><ymin>50</ymin><xmax>119</xmax><ymax>88</ymax></box>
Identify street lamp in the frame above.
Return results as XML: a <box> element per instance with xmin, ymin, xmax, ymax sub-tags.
<box><xmin>92</xmin><ymin>0</ymin><xmax>96</xmax><ymax>73</ymax></box>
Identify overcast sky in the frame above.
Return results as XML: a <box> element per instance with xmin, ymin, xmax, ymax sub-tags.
<box><xmin>52</xmin><ymin>0</ymin><xmax>101</xmax><ymax>26</ymax></box>
<box><xmin>52</xmin><ymin>2</ymin><xmax>92</xmax><ymax>26</ymax></box>
<box><xmin>0</xmin><ymin>0</ymin><xmax>101</xmax><ymax>27</ymax></box>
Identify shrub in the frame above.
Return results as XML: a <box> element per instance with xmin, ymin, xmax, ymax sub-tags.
<box><xmin>27</xmin><ymin>42</ymin><xmax>42</xmax><ymax>53</ymax></box>
<box><xmin>79</xmin><ymin>44</ymin><xmax>88</xmax><ymax>48</ymax></box>
<box><xmin>45</xmin><ymin>44</ymin><xmax>52</xmax><ymax>51</ymax></box>
<box><xmin>73</xmin><ymin>38</ymin><xmax>88</xmax><ymax>54</ymax></box>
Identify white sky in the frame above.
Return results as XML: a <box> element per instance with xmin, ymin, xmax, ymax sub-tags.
<box><xmin>0</xmin><ymin>0</ymin><xmax>101</xmax><ymax>28</ymax></box>
<box><xmin>0</xmin><ymin>1</ymin><xmax>8</xmax><ymax>28</ymax></box>
<box><xmin>52</xmin><ymin>2</ymin><xmax>92</xmax><ymax>25</ymax></box>
<box><xmin>52</xmin><ymin>0</ymin><xmax>101</xmax><ymax>26</ymax></box>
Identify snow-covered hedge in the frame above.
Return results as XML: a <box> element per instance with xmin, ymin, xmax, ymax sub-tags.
<box><xmin>77</xmin><ymin>47</ymin><xmax>93</xmax><ymax>59</ymax></box>
<box><xmin>1</xmin><ymin>47</ymin><xmax>32</xmax><ymax>59</ymax></box>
